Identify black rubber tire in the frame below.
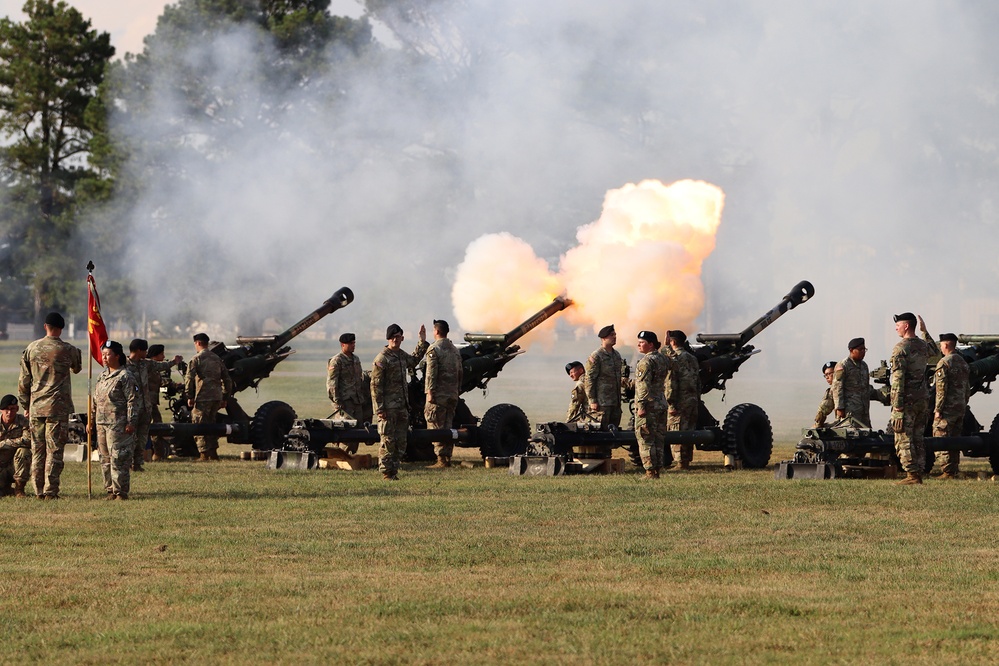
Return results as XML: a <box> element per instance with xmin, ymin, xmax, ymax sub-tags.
<box><xmin>723</xmin><ymin>403</ymin><xmax>773</xmax><ymax>469</ymax></box>
<box><xmin>403</xmin><ymin>439</ymin><xmax>437</xmax><ymax>462</ymax></box>
<box><xmin>477</xmin><ymin>404</ymin><xmax>530</xmax><ymax>458</ymax></box>
<box><xmin>249</xmin><ymin>401</ymin><xmax>297</xmax><ymax>451</ymax></box>
<box><xmin>989</xmin><ymin>412</ymin><xmax>999</xmax><ymax>475</ymax></box>
<box><xmin>453</xmin><ymin>399</ymin><xmax>476</xmax><ymax>427</ymax></box>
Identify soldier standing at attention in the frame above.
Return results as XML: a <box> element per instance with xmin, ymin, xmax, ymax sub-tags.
<box><xmin>18</xmin><ymin>312</ymin><xmax>82</xmax><ymax>499</ymax></box>
<box><xmin>889</xmin><ymin>312</ymin><xmax>931</xmax><ymax>485</ymax></box>
<box><xmin>145</xmin><ymin>344</ymin><xmax>183</xmax><ymax>461</ymax></box>
<box><xmin>814</xmin><ymin>361</ymin><xmax>837</xmax><ymax>427</ymax></box>
<box><xmin>327</xmin><ymin>333</ymin><xmax>365</xmax><ymax>421</ymax></box>
<box><xmin>95</xmin><ymin>341</ymin><xmax>140</xmax><ymax>500</ymax></box>
<box><xmin>930</xmin><ymin>333</ymin><xmax>970</xmax><ymax>479</ymax></box>
<box><xmin>126</xmin><ymin>339</ymin><xmax>152</xmax><ymax>472</ymax></box>
<box><xmin>185</xmin><ymin>333</ymin><xmax>233</xmax><ymax>461</ymax></box>
<box><xmin>0</xmin><ymin>394</ymin><xmax>31</xmax><ymax>497</ymax></box>
<box><xmin>425</xmin><ymin>320</ymin><xmax>463</xmax><ymax>469</ymax></box>
<box><xmin>585</xmin><ymin>325</ymin><xmax>624</xmax><ymax>428</ymax></box>
<box><xmin>634</xmin><ymin>331</ymin><xmax>669</xmax><ymax>478</ymax></box>
<box><xmin>371</xmin><ymin>323</ymin><xmax>428</xmax><ymax>480</ymax></box>
<box><xmin>564</xmin><ymin>361</ymin><xmax>588</xmax><ymax>424</ymax></box>
<box><xmin>832</xmin><ymin>338</ymin><xmax>887</xmax><ymax>428</ymax></box>
<box><xmin>665</xmin><ymin>330</ymin><xmax>701</xmax><ymax>470</ymax></box>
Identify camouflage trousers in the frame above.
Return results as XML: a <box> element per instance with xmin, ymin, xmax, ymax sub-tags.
<box><xmin>133</xmin><ymin>409</ymin><xmax>151</xmax><ymax>466</ymax></box>
<box><xmin>636</xmin><ymin>408</ymin><xmax>667</xmax><ymax>471</ymax></box>
<box><xmin>377</xmin><ymin>407</ymin><xmax>409</xmax><ymax>474</ymax></box>
<box><xmin>192</xmin><ymin>400</ymin><xmax>222</xmax><ymax>455</ymax></box>
<box><xmin>331</xmin><ymin>398</ymin><xmax>364</xmax><ymax>423</ymax></box>
<box><xmin>894</xmin><ymin>400</ymin><xmax>928</xmax><ymax>475</ymax></box>
<box><xmin>932</xmin><ymin>413</ymin><xmax>964</xmax><ymax>475</ymax></box>
<box><xmin>30</xmin><ymin>416</ymin><xmax>70</xmax><ymax>498</ymax></box>
<box><xmin>669</xmin><ymin>399</ymin><xmax>699</xmax><ymax>465</ymax></box>
<box><xmin>96</xmin><ymin>423</ymin><xmax>135</xmax><ymax>498</ymax></box>
<box><xmin>149</xmin><ymin>405</ymin><xmax>166</xmax><ymax>460</ymax></box>
<box><xmin>594</xmin><ymin>403</ymin><xmax>623</xmax><ymax>429</ymax></box>
<box><xmin>426</xmin><ymin>397</ymin><xmax>458</xmax><ymax>458</ymax></box>
<box><xmin>0</xmin><ymin>447</ymin><xmax>30</xmax><ymax>494</ymax></box>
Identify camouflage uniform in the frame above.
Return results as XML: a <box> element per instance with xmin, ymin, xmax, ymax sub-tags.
<box><xmin>371</xmin><ymin>341</ymin><xmax>428</xmax><ymax>475</ymax></box>
<box><xmin>126</xmin><ymin>357</ymin><xmax>152</xmax><ymax>467</ymax></box>
<box><xmin>185</xmin><ymin>348</ymin><xmax>233</xmax><ymax>457</ymax></box>
<box><xmin>327</xmin><ymin>351</ymin><xmax>365</xmax><ymax>421</ymax></box>
<box><xmin>814</xmin><ymin>387</ymin><xmax>834</xmax><ymax>427</ymax></box>
<box><xmin>0</xmin><ymin>413</ymin><xmax>31</xmax><ymax>496</ymax></box>
<box><xmin>832</xmin><ymin>357</ymin><xmax>884</xmax><ymax>428</ymax></box>
<box><xmin>566</xmin><ymin>380</ymin><xmax>588</xmax><ymax>423</ymax></box>
<box><xmin>585</xmin><ymin>346</ymin><xmax>624</xmax><ymax>428</ymax></box>
<box><xmin>635</xmin><ymin>349</ymin><xmax>669</xmax><ymax>472</ymax></box>
<box><xmin>424</xmin><ymin>338</ymin><xmax>463</xmax><ymax>458</ymax></box>
<box><xmin>95</xmin><ymin>365</ymin><xmax>140</xmax><ymax>498</ymax></box>
<box><xmin>932</xmin><ymin>351</ymin><xmax>970</xmax><ymax>475</ymax></box>
<box><xmin>18</xmin><ymin>335</ymin><xmax>82</xmax><ymax>498</ymax></box>
<box><xmin>666</xmin><ymin>348</ymin><xmax>701</xmax><ymax>466</ymax></box>
<box><xmin>890</xmin><ymin>337</ymin><xmax>931</xmax><ymax>475</ymax></box>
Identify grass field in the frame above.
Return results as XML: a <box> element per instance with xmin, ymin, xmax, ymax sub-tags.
<box><xmin>2</xmin><ymin>339</ymin><xmax>998</xmax><ymax>664</ymax></box>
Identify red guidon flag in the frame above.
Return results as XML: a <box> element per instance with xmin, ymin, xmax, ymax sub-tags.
<box><xmin>87</xmin><ymin>274</ymin><xmax>109</xmax><ymax>365</ymax></box>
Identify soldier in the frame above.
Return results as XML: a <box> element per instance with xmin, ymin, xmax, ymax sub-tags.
<box><xmin>18</xmin><ymin>312</ymin><xmax>82</xmax><ymax>499</ymax></box>
<box><xmin>95</xmin><ymin>341</ymin><xmax>140</xmax><ymax>500</ymax></box>
<box><xmin>185</xmin><ymin>333</ymin><xmax>233</xmax><ymax>461</ymax></box>
<box><xmin>564</xmin><ymin>361</ymin><xmax>588</xmax><ymax>424</ymax></box>
<box><xmin>126</xmin><ymin>339</ymin><xmax>152</xmax><ymax>472</ymax></box>
<box><xmin>832</xmin><ymin>338</ymin><xmax>887</xmax><ymax>428</ymax></box>
<box><xmin>665</xmin><ymin>330</ymin><xmax>700</xmax><ymax>470</ymax></box>
<box><xmin>371</xmin><ymin>323</ymin><xmax>428</xmax><ymax>480</ymax></box>
<box><xmin>327</xmin><ymin>333</ymin><xmax>365</xmax><ymax>421</ymax></box>
<box><xmin>634</xmin><ymin>331</ymin><xmax>669</xmax><ymax>478</ymax></box>
<box><xmin>424</xmin><ymin>320</ymin><xmax>463</xmax><ymax>469</ymax></box>
<box><xmin>0</xmin><ymin>394</ymin><xmax>31</xmax><ymax>497</ymax></box>
<box><xmin>814</xmin><ymin>361</ymin><xmax>837</xmax><ymax>427</ymax></box>
<box><xmin>146</xmin><ymin>344</ymin><xmax>183</xmax><ymax>461</ymax></box>
<box><xmin>585</xmin><ymin>325</ymin><xmax>624</xmax><ymax>428</ymax></box>
<box><xmin>930</xmin><ymin>333</ymin><xmax>970</xmax><ymax>479</ymax></box>
<box><xmin>889</xmin><ymin>312</ymin><xmax>931</xmax><ymax>485</ymax></box>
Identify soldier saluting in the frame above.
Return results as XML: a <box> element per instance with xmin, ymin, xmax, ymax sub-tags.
<box><xmin>371</xmin><ymin>323</ymin><xmax>428</xmax><ymax>480</ymax></box>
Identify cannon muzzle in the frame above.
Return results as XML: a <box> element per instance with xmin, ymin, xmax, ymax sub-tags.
<box><xmin>464</xmin><ymin>296</ymin><xmax>573</xmax><ymax>347</ymax></box>
<box><xmin>236</xmin><ymin>287</ymin><xmax>354</xmax><ymax>352</ymax></box>
<box><xmin>697</xmin><ymin>280</ymin><xmax>814</xmax><ymax>348</ymax></box>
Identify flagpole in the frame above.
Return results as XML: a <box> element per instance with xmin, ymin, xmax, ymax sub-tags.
<box><xmin>86</xmin><ymin>261</ymin><xmax>95</xmax><ymax>500</ymax></box>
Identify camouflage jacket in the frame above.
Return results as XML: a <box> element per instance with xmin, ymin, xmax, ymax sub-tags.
<box><xmin>327</xmin><ymin>352</ymin><xmax>364</xmax><ymax>406</ymax></box>
<box><xmin>185</xmin><ymin>349</ymin><xmax>233</xmax><ymax>403</ymax></box>
<box><xmin>585</xmin><ymin>346</ymin><xmax>623</xmax><ymax>407</ymax></box>
<box><xmin>0</xmin><ymin>413</ymin><xmax>30</xmax><ymax>450</ymax></box>
<box><xmin>126</xmin><ymin>357</ymin><xmax>151</xmax><ymax>415</ymax></box>
<box><xmin>95</xmin><ymin>366</ymin><xmax>140</xmax><ymax>429</ymax></box>
<box><xmin>142</xmin><ymin>359</ymin><xmax>174</xmax><ymax>406</ymax></box>
<box><xmin>934</xmin><ymin>352</ymin><xmax>970</xmax><ymax>418</ymax></box>
<box><xmin>371</xmin><ymin>341</ymin><xmax>429</xmax><ymax>412</ymax></box>
<box><xmin>425</xmin><ymin>338</ymin><xmax>463</xmax><ymax>403</ymax></box>
<box><xmin>635</xmin><ymin>350</ymin><xmax>668</xmax><ymax>409</ymax></box>
<box><xmin>815</xmin><ymin>387</ymin><xmax>834</xmax><ymax>425</ymax></box>
<box><xmin>832</xmin><ymin>357</ymin><xmax>883</xmax><ymax>426</ymax></box>
<box><xmin>566</xmin><ymin>380</ymin><xmax>588</xmax><ymax>423</ymax></box>
<box><xmin>18</xmin><ymin>335</ymin><xmax>82</xmax><ymax>417</ymax></box>
<box><xmin>890</xmin><ymin>337</ymin><xmax>930</xmax><ymax>410</ymax></box>
<box><xmin>666</xmin><ymin>348</ymin><xmax>700</xmax><ymax>406</ymax></box>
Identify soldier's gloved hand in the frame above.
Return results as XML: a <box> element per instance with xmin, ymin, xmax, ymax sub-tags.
<box><xmin>890</xmin><ymin>412</ymin><xmax>905</xmax><ymax>433</ymax></box>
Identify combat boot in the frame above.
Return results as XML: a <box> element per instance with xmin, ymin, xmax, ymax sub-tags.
<box><xmin>939</xmin><ymin>472</ymin><xmax>958</xmax><ymax>480</ymax></box>
<box><xmin>197</xmin><ymin>453</ymin><xmax>210</xmax><ymax>462</ymax></box>
<box><xmin>678</xmin><ymin>461</ymin><xmax>690</xmax><ymax>470</ymax></box>
<box><xmin>643</xmin><ymin>469</ymin><xmax>656</xmax><ymax>479</ymax></box>
<box><xmin>208</xmin><ymin>452</ymin><xmax>220</xmax><ymax>461</ymax></box>
<box><xmin>896</xmin><ymin>472</ymin><xmax>923</xmax><ymax>486</ymax></box>
<box><xmin>382</xmin><ymin>471</ymin><xmax>398</xmax><ymax>481</ymax></box>
<box><xmin>13</xmin><ymin>480</ymin><xmax>27</xmax><ymax>498</ymax></box>
<box><xmin>427</xmin><ymin>456</ymin><xmax>450</xmax><ymax>469</ymax></box>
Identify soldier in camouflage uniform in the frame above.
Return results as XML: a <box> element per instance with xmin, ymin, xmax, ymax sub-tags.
<box><xmin>889</xmin><ymin>313</ymin><xmax>931</xmax><ymax>485</ymax></box>
<box><xmin>564</xmin><ymin>361</ymin><xmax>588</xmax><ymax>423</ymax></box>
<box><xmin>371</xmin><ymin>323</ymin><xmax>428</xmax><ymax>480</ymax></box>
<box><xmin>832</xmin><ymin>338</ymin><xmax>888</xmax><ymax>428</ymax></box>
<box><xmin>814</xmin><ymin>361</ymin><xmax>837</xmax><ymax>427</ymax></box>
<box><xmin>146</xmin><ymin>344</ymin><xmax>183</xmax><ymax>460</ymax></box>
<box><xmin>665</xmin><ymin>330</ymin><xmax>700</xmax><ymax>470</ymax></box>
<box><xmin>17</xmin><ymin>312</ymin><xmax>82</xmax><ymax>499</ymax></box>
<box><xmin>585</xmin><ymin>325</ymin><xmax>624</xmax><ymax>428</ymax></box>
<box><xmin>424</xmin><ymin>320</ymin><xmax>463</xmax><ymax>469</ymax></box>
<box><xmin>634</xmin><ymin>331</ymin><xmax>669</xmax><ymax>478</ymax></box>
<box><xmin>95</xmin><ymin>341</ymin><xmax>140</xmax><ymax>499</ymax></box>
<box><xmin>930</xmin><ymin>333</ymin><xmax>970</xmax><ymax>478</ymax></box>
<box><xmin>126</xmin><ymin>340</ymin><xmax>152</xmax><ymax>472</ymax></box>
<box><xmin>185</xmin><ymin>333</ymin><xmax>233</xmax><ymax>461</ymax></box>
<box><xmin>0</xmin><ymin>394</ymin><xmax>31</xmax><ymax>497</ymax></box>
<box><xmin>327</xmin><ymin>333</ymin><xmax>365</xmax><ymax>421</ymax></box>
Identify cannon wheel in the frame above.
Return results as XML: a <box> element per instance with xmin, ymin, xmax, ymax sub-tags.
<box><xmin>478</xmin><ymin>404</ymin><xmax>530</xmax><ymax>458</ymax></box>
<box><xmin>249</xmin><ymin>401</ymin><xmax>298</xmax><ymax>451</ymax></box>
<box><xmin>403</xmin><ymin>440</ymin><xmax>437</xmax><ymax>462</ymax></box>
<box><xmin>723</xmin><ymin>403</ymin><xmax>772</xmax><ymax>469</ymax></box>
<box><xmin>989</xmin><ymin>413</ymin><xmax>999</xmax><ymax>475</ymax></box>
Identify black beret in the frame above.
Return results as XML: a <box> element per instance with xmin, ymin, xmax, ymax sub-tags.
<box><xmin>822</xmin><ymin>361</ymin><xmax>837</xmax><ymax>373</ymax></box>
<box><xmin>339</xmin><ymin>333</ymin><xmax>356</xmax><ymax>344</ymax></box>
<box><xmin>565</xmin><ymin>361</ymin><xmax>583</xmax><ymax>375</ymax></box>
<box><xmin>939</xmin><ymin>333</ymin><xmax>958</xmax><ymax>343</ymax></box>
<box><xmin>848</xmin><ymin>337</ymin><xmax>865</xmax><ymax>350</ymax></box>
<box><xmin>147</xmin><ymin>344</ymin><xmax>165</xmax><ymax>357</ymax></box>
<box><xmin>129</xmin><ymin>338</ymin><xmax>148</xmax><ymax>352</ymax></box>
<box><xmin>637</xmin><ymin>330</ymin><xmax>659</xmax><ymax>345</ymax></box>
<box><xmin>666</xmin><ymin>330</ymin><xmax>687</xmax><ymax>344</ymax></box>
<box><xmin>44</xmin><ymin>312</ymin><xmax>65</xmax><ymax>328</ymax></box>
<box><xmin>386</xmin><ymin>323</ymin><xmax>403</xmax><ymax>340</ymax></box>
<box><xmin>433</xmin><ymin>319</ymin><xmax>450</xmax><ymax>334</ymax></box>
<box><xmin>193</xmin><ymin>333</ymin><xmax>210</xmax><ymax>344</ymax></box>
<box><xmin>103</xmin><ymin>340</ymin><xmax>124</xmax><ymax>355</ymax></box>
<box><xmin>893</xmin><ymin>312</ymin><xmax>916</xmax><ymax>324</ymax></box>
<box><xmin>597</xmin><ymin>324</ymin><xmax>615</xmax><ymax>339</ymax></box>
<box><xmin>0</xmin><ymin>394</ymin><xmax>17</xmax><ymax>409</ymax></box>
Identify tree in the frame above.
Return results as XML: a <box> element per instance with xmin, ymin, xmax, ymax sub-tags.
<box><xmin>0</xmin><ymin>0</ymin><xmax>114</xmax><ymax>333</ymax></box>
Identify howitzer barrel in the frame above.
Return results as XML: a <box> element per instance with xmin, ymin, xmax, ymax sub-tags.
<box><xmin>464</xmin><ymin>296</ymin><xmax>573</xmax><ymax>346</ymax></box>
<box><xmin>697</xmin><ymin>280</ymin><xmax>814</xmax><ymax>347</ymax></box>
<box><xmin>958</xmin><ymin>335</ymin><xmax>999</xmax><ymax>344</ymax></box>
<box><xmin>236</xmin><ymin>287</ymin><xmax>354</xmax><ymax>351</ymax></box>
<box><xmin>970</xmin><ymin>355</ymin><xmax>999</xmax><ymax>386</ymax></box>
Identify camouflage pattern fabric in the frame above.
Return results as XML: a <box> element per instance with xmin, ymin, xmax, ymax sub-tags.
<box><xmin>327</xmin><ymin>351</ymin><xmax>365</xmax><ymax>420</ymax></box>
<box><xmin>17</xmin><ymin>335</ymin><xmax>82</xmax><ymax>416</ymax></box>
<box><xmin>566</xmin><ymin>381</ymin><xmax>588</xmax><ymax>423</ymax></box>
<box><xmin>192</xmin><ymin>400</ymin><xmax>223</xmax><ymax>456</ymax></box>
<box><xmin>425</xmin><ymin>338</ymin><xmax>463</xmax><ymax>457</ymax></box>
<box><xmin>371</xmin><ymin>341</ymin><xmax>428</xmax><ymax>471</ymax></box>
<box><xmin>932</xmin><ymin>352</ymin><xmax>970</xmax><ymax>475</ymax></box>
<box><xmin>29</xmin><ymin>417</ymin><xmax>70</xmax><ymax>497</ymax></box>
<box><xmin>126</xmin><ymin>358</ymin><xmax>152</xmax><ymax>464</ymax></box>
<box><xmin>0</xmin><ymin>413</ymin><xmax>31</xmax><ymax>490</ymax></box>
<box><xmin>890</xmin><ymin>337</ymin><xmax>931</xmax><ymax>475</ymax></box>
<box><xmin>635</xmin><ymin>350</ymin><xmax>669</xmax><ymax>471</ymax></box>
<box><xmin>185</xmin><ymin>349</ymin><xmax>233</xmax><ymax>403</ymax></box>
<box><xmin>667</xmin><ymin>348</ymin><xmax>700</xmax><ymax>465</ymax></box>
<box><xmin>815</xmin><ymin>387</ymin><xmax>834</xmax><ymax>426</ymax></box>
<box><xmin>95</xmin><ymin>365</ymin><xmax>140</xmax><ymax>498</ymax></box>
<box><xmin>585</xmin><ymin>346</ymin><xmax>624</xmax><ymax>428</ymax></box>
<box><xmin>377</xmin><ymin>407</ymin><xmax>409</xmax><ymax>475</ymax></box>
<box><xmin>832</xmin><ymin>357</ymin><xmax>883</xmax><ymax>428</ymax></box>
